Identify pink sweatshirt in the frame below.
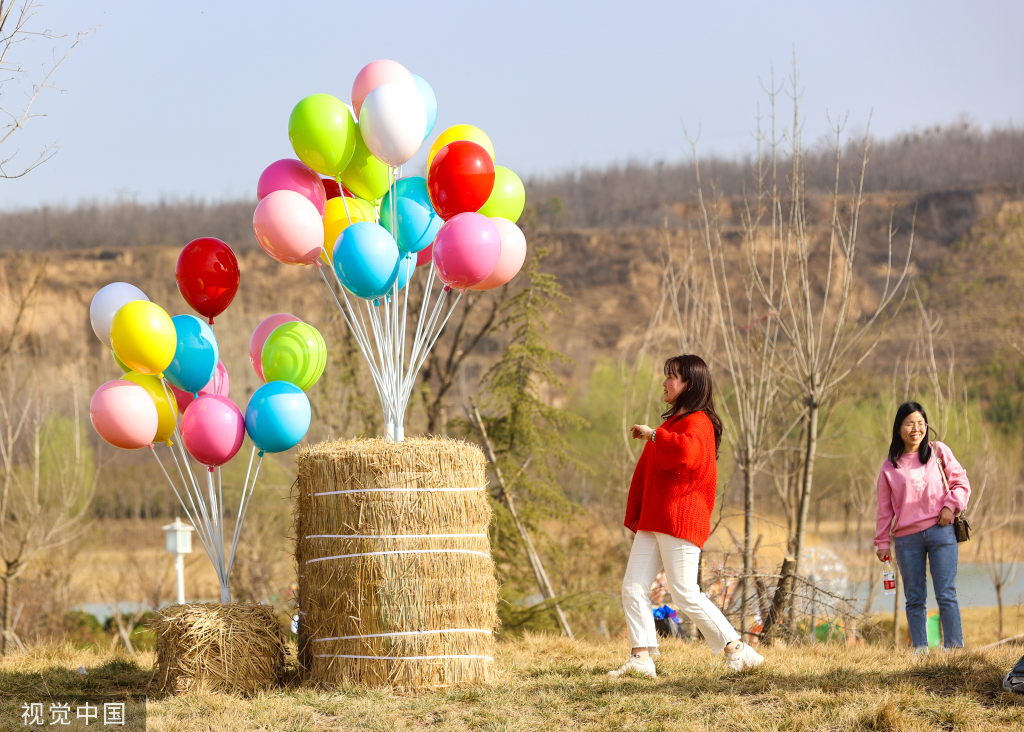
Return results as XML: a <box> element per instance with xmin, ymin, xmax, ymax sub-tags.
<box><xmin>874</xmin><ymin>441</ymin><xmax>970</xmax><ymax>551</ymax></box>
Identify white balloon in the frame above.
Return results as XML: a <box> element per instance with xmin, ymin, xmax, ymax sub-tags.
<box><xmin>358</xmin><ymin>82</ymin><xmax>428</xmax><ymax>167</ymax></box>
<box><xmin>90</xmin><ymin>282</ymin><xmax>149</xmax><ymax>345</ymax></box>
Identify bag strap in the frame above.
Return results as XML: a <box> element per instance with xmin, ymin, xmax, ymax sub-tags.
<box><xmin>935</xmin><ymin>444</ymin><xmax>951</xmax><ymax>495</ymax></box>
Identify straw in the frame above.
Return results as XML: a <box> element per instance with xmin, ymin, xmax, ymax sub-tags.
<box><xmin>294</xmin><ymin>436</ymin><xmax>499</xmax><ymax>690</ymax></box>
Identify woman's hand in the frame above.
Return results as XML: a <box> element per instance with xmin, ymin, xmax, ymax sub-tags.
<box><xmin>631</xmin><ymin>424</ymin><xmax>655</xmax><ymax>441</ymax></box>
<box><xmin>937</xmin><ymin>506</ymin><xmax>954</xmax><ymax>527</ymax></box>
<box><xmin>876</xmin><ymin>548</ymin><xmax>890</xmax><ymax>563</ymax></box>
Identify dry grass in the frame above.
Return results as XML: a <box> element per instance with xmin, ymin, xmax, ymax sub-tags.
<box><xmin>295</xmin><ymin>437</ymin><xmax>498</xmax><ymax>690</ymax></box>
<box><xmin>152</xmin><ymin>603</ymin><xmax>285</xmax><ymax>696</ymax></box>
<box><xmin>2</xmin><ymin>634</ymin><xmax>1023</xmax><ymax>731</ymax></box>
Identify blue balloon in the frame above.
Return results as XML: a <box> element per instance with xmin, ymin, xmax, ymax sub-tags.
<box><xmin>245</xmin><ymin>381</ymin><xmax>311</xmax><ymax>454</ymax></box>
<box><xmin>165</xmin><ymin>314</ymin><xmax>218</xmax><ymax>394</ymax></box>
<box><xmin>411</xmin><ymin>74</ymin><xmax>437</xmax><ymax>141</ymax></box>
<box><xmin>396</xmin><ymin>252</ymin><xmax>416</xmax><ymax>291</ymax></box>
<box><xmin>333</xmin><ymin>222</ymin><xmax>401</xmax><ymax>299</ymax></box>
<box><xmin>380</xmin><ymin>176</ymin><xmax>442</xmax><ymax>254</ymax></box>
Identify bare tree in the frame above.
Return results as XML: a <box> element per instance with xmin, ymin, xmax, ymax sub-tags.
<box><xmin>745</xmin><ymin>64</ymin><xmax>913</xmax><ymax>575</ymax></box>
<box><xmin>0</xmin><ymin>0</ymin><xmax>92</xmax><ymax>178</ymax></box>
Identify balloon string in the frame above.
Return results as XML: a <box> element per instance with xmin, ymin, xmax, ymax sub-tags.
<box><xmin>227</xmin><ymin>450</ymin><xmax>263</xmax><ymax>579</ymax></box>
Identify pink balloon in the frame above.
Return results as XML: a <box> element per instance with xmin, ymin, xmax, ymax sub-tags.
<box><xmin>90</xmin><ymin>380</ymin><xmax>158</xmax><ymax>450</ymax></box>
<box><xmin>253</xmin><ymin>189</ymin><xmax>324</xmax><ymax>265</ymax></box>
<box><xmin>416</xmin><ymin>243</ymin><xmax>433</xmax><ymax>268</ymax></box>
<box><xmin>249</xmin><ymin>313</ymin><xmax>302</xmax><ymax>381</ymax></box>
<box><xmin>180</xmin><ymin>394</ymin><xmax>245</xmax><ymax>468</ymax></box>
<box><xmin>432</xmin><ymin>213</ymin><xmax>501</xmax><ymax>290</ymax></box>
<box><xmin>168</xmin><ymin>360</ymin><xmax>230</xmax><ymax>412</ymax></box>
<box><xmin>351</xmin><ymin>59</ymin><xmax>415</xmax><ymax>117</ymax></box>
<box><xmin>470</xmin><ymin>218</ymin><xmax>527</xmax><ymax>291</ymax></box>
<box><xmin>257</xmin><ymin>159</ymin><xmax>328</xmax><ymax>217</ymax></box>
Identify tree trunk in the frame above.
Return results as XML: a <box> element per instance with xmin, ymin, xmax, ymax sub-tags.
<box><xmin>892</xmin><ymin>559</ymin><xmax>901</xmax><ymax>646</ymax></box>
<box><xmin>760</xmin><ymin>556</ymin><xmax>796</xmax><ymax>644</ymax></box>
<box><xmin>997</xmin><ymin>582</ymin><xmax>1004</xmax><ymax>640</ymax></box>
<box><xmin>1</xmin><ymin>573</ymin><xmax>10</xmax><ymax>655</ymax></box>
<box><xmin>793</xmin><ymin>402</ymin><xmax>819</xmax><ymax>574</ymax></box>
<box><xmin>742</xmin><ymin>461</ymin><xmax>754</xmax><ymax>636</ymax></box>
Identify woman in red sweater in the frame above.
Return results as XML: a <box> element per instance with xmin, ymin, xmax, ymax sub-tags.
<box><xmin>609</xmin><ymin>354</ymin><xmax>764</xmax><ymax>678</ymax></box>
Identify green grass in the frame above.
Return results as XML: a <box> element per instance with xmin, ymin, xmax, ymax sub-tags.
<box><xmin>1</xmin><ymin>634</ymin><xmax>1023</xmax><ymax>730</ymax></box>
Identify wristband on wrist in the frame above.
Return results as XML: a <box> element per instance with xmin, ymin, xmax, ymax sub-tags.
<box><xmin>650</xmin><ymin>429</ymin><xmax>656</xmax><ymax>442</ymax></box>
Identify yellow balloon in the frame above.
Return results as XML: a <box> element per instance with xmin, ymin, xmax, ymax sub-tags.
<box><xmin>110</xmin><ymin>301</ymin><xmax>176</xmax><ymax>377</ymax></box>
<box><xmin>123</xmin><ymin>372</ymin><xmax>178</xmax><ymax>444</ymax></box>
<box><xmin>321</xmin><ymin>197</ymin><xmax>378</xmax><ymax>264</ymax></box>
<box><xmin>426</xmin><ymin>125</ymin><xmax>495</xmax><ymax>170</ymax></box>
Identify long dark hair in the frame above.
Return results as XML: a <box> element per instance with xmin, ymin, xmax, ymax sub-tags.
<box><xmin>662</xmin><ymin>354</ymin><xmax>723</xmax><ymax>455</ymax></box>
<box><xmin>888</xmin><ymin>401</ymin><xmax>933</xmax><ymax>467</ymax></box>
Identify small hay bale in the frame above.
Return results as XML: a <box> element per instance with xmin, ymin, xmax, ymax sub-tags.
<box><xmin>295</xmin><ymin>437</ymin><xmax>499</xmax><ymax>690</ymax></box>
<box><xmin>152</xmin><ymin>602</ymin><xmax>285</xmax><ymax>695</ymax></box>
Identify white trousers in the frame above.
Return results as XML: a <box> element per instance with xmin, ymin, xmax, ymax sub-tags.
<box><xmin>622</xmin><ymin>530</ymin><xmax>740</xmax><ymax>654</ymax></box>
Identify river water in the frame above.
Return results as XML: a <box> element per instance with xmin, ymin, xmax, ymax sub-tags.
<box><xmin>854</xmin><ymin>563</ymin><xmax>1024</xmax><ymax>612</ymax></box>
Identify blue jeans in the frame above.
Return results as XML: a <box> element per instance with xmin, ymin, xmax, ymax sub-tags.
<box><xmin>894</xmin><ymin>523</ymin><xmax>963</xmax><ymax>648</ymax></box>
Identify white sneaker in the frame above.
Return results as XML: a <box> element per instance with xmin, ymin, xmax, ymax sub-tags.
<box><xmin>608</xmin><ymin>654</ymin><xmax>657</xmax><ymax>678</ymax></box>
<box><xmin>724</xmin><ymin>642</ymin><xmax>764</xmax><ymax>672</ymax></box>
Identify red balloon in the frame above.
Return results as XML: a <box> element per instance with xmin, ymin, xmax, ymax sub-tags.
<box><xmin>175</xmin><ymin>238</ymin><xmax>240</xmax><ymax>325</ymax></box>
<box><xmin>321</xmin><ymin>178</ymin><xmax>354</xmax><ymax>200</ymax></box>
<box><xmin>416</xmin><ymin>243</ymin><xmax>433</xmax><ymax>267</ymax></box>
<box><xmin>427</xmin><ymin>141</ymin><xmax>495</xmax><ymax>220</ymax></box>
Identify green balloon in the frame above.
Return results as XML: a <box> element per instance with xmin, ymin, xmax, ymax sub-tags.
<box><xmin>339</xmin><ymin>131</ymin><xmax>390</xmax><ymax>202</ymax></box>
<box><xmin>112</xmin><ymin>348</ymin><xmax>131</xmax><ymax>373</ymax></box>
<box><xmin>288</xmin><ymin>94</ymin><xmax>358</xmax><ymax>177</ymax></box>
<box><xmin>477</xmin><ymin>165</ymin><xmax>525</xmax><ymax>222</ymax></box>
<box><xmin>261</xmin><ymin>322</ymin><xmax>327</xmax><ymax>392</ymax></box>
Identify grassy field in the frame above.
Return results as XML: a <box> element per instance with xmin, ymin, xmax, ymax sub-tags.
<box><xmin>1</xmin><ymin>634</ymin><xmax>1023</xmax><ymax>731</ymax></box>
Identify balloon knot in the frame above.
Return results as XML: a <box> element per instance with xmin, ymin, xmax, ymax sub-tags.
<box><xmin>258</xmin><ymin>450</ymin><xmax>265</xmax><ymax>458</ymax></box>
<box><xmin>209</xmin><ymin>317</ymin><xmax>215</xmax><ymax>325</ymax></box>
<box><xmin>148</xmin><ymin>443</ymin><xmax>155</xmax><ymax>450</ymax></box>
<box><xmin>193</xmin><ymin>392</ymin><xmax>199</xmax><ymax>399</ymax></box>
<box><xmin>208</xmin><ymin>466</ymin><xmax>215</xmax><ymax>473</ymax></box>
<box><xmin>166</xmin><ymin>439</ymin><xmax>174</xmax><ymax>447</ymax></box>
<box><xmin>443</xmin><ymin>285</ymin><xmax>452</xmax><ymax>292</ymax></box>
<box><xmin>314</xmin><ymin>259</ymin><xmax>322</xmax><ymax>270</ymax></box>
<box><xmin>373</xmin><ymin>299</ymin><xmax>380</xmax><ymax>307</ymax></box>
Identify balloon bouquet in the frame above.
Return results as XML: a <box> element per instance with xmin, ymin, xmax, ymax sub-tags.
<box><xmin>253</xmin><ymin>59</ymin><xmax>527</xmax><ymax>441</ymax></box>
<box><xmin>88</xmin><ymin>238</ymin><xmax>317</xmax><ymax>603</ymax></box>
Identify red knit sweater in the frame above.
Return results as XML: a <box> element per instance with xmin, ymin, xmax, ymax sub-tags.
<box><xmin>623</xmin><ymin>411</ymin><xmax>718</xmax><ymax>548</ymax></box>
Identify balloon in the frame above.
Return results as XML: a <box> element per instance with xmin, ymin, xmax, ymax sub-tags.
<box><xmin>470</xmin><ymin>218</ymin><xmax>527</xmax><ymax>291</ymax></box>
<box><xmin>477</xmin><ymin>166</ymin><xmax>526</xmax><ymax>223</ymax></box>
<box><xmin>90</xmin><ymin>283</ymin><xmax>149</xmax><ymax>346</ymax></box>
<box><xmin>261</xmin><ymin>321</ymin><xmax>327</xmax><ymax>391</ymax></box>
<box><xmin>245</xmin><ymin>381</ymin><xmax>312</xmax><ymax>454</ymax></box>
<box><xmin>90</xmin><ymin>380</ymin><xmax>158</xmax><ymax>450</ymax></box>
<box><xmin>257</xmin><ymin>159</ymin><xmax>327</xmax><ymax>217</ymax></box>
<box><xmin>175</xmin><ymin>238</ymin><xmax>240</xmax><ymax>325</ymax></box>
<box><xmin>322</xmin><ymin>177</ymin><xmax>342</xmax><ymax>200</ymax></box>
<box><xmin>288</xmin><ymin>94</ymin><xmax>358</xmax><ymax>176</ymax></box>
<box><xmin>351</xmin><ymin>59</ymin><xmax>415</xmax><ymax>117</ymax></box>
<box><xmin>180</xmin><ymin>394</ymin><xmax>245</xmax><ymax>468</ymax></box>
<box><xmin>433</xmin><ymin>213</ymin><xmax>502</xmax><ymax>290</ymax></box>
<box><xmin>253</xmin><ymin>189</ymin><xmax>324</xmax><ymax>265</ymax></box>
<box><xmin>249</xmin><ymin>314</ymin><xmax>302</xmax><ymax>381</ymax></box>
<box><xmin>110</xmin><ymin>301</ymin><xmax>177</xmax><ymax>376</ymax></box>
<box><xmin>427</xmin><ymin>141</ymin><xmax>495</xmax><ymax>220</ymax></box>
<box><xmin>123</xmin><ymin>372</ymin><xmax>178</xmax><ymax>444</ymax></box>
<box><xmin>333</xmin><ymin>222</ymin><xmax>401</xmax><ymax>300</ymax></box>
<box><xmin>416</xmin><ymin>243</ymin><xmax>433</xmax><ymax>267</ymax></box>
<box><xmin>426</xmin><ymin>124</ymin><xmax>494</xmax><ymax>170</ymax></box>
<box><xmin>359</xmin><ymin>82</ymin><xmax>427</xmax><ymax>166</ymax></box>
<box><xmin>380</xmin><ymin>176</ymin><xmax>442</xmax><ymax>254</ymax></box>
<box><xmin>339</xmin><ymin>131</ymin><xmax>390</xmax><ymax>202</ymax></box>
<box><xmin>321</xmin><ymin>196</ymin><xmax>377</xmax><ymax>264</ymax></box>
<box><xmin>164</xmin><ymin>314</ymin><xmax>219</xmax><ymax>394</ymax></box>
<box><xmin>396</xmin><ymin>252</ymin><xmax>416</xmax><ymax>291</ymax></box>
<box><xmin>169</xmin><ymin>360</ymin><xmax>230</xmax><ymax>412</ymax></box>
<box><xmin>112</xmin><ymin>349</ymin><xmax>130</xmax><ymax>373</ymax></box>
<box><xmin>411</xmin><ymin>74</ymin><xmax>437</xmax><ymax>141</ymax></box>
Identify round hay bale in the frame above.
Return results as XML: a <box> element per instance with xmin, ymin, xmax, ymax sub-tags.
<box><xmin>295</xmin><ymin>437</ymin><xmax>498</xmax><ymax>690</ymax></box>
<box><xmin>152</xmin><ymin>602</ymin><xmax>285</xmax><ymax>695</ymax></box>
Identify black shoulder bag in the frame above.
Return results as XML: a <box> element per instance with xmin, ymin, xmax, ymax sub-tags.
<box><xmin>936</xmin><ymin>449</ymin><xmax>970</xmax><ymax>543</ymax></box>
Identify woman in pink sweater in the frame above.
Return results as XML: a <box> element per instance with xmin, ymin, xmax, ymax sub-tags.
<box><xmin>875</xmin><ymin>401</ymin><xmax>970</xmax><ymax>649</ymax></box>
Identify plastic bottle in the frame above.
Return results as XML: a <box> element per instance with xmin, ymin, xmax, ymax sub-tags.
<box><xmin>882</xmin><ymin>559</ymin><xmax>896</xmax><ymax>596</ymax></box>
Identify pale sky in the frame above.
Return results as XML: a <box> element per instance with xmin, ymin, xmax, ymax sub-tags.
<box><xmin>1</xmin><ymin>0</ymin><xmax>1022</xmax><ymax>209</ymax></box>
